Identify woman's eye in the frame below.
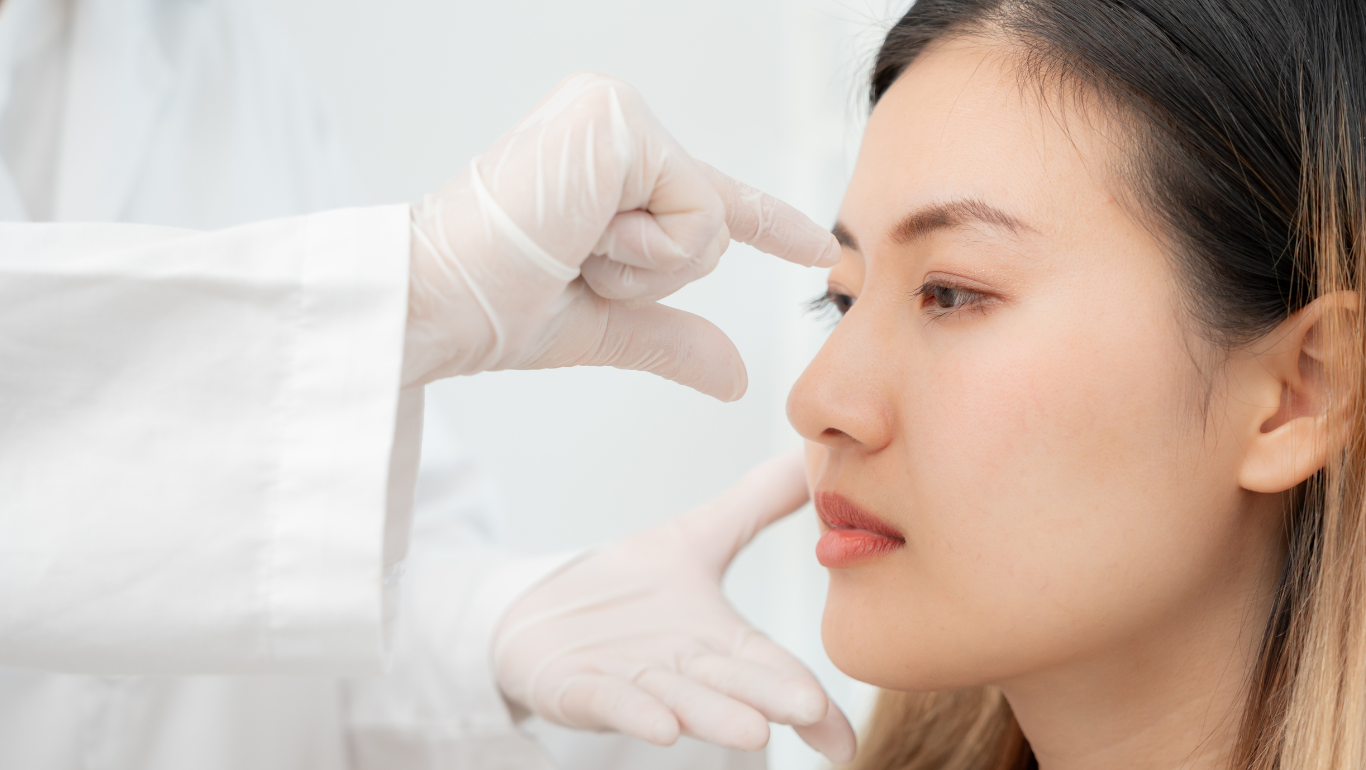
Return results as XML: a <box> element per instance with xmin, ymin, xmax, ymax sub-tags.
<box><xmin>915</xmin><ymin>281</ymin><xmax>988</xmax><ymax>314</ymax></box>
<box><xmin>807</xmin><ymin>290</ymin><xmax>856</xmax><ymax>323</ymax></box>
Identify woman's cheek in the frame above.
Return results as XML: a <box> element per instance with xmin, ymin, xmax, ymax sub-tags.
<box><xmin>899</xmin><ymin>339</ymin><xmax>1106</xmax><ymax>567</ymax></box>
<box><xmin>910</xmin><ymin>339</ymin><xmax>1056</xmax><ymax>492</ymax></box>
<box><xmin>913</xmin><ymin>316</ymin><xmax>1191</xmax><ymax>632</ymax></box>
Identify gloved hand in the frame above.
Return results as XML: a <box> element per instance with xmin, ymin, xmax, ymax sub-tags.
<box><xmin>492</xmin><ymin>450</ymin><xmax>857</xmax><ymax>763</ymax></box>
<box><xmin>403</xmin><ymin>72</ymin><xmax>841</xmax><ymax>397</ymax></box>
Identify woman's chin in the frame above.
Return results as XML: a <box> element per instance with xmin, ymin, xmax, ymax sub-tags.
<box><xmin>820</xmin><ymin>587</ymin><xmax>1023</xmax><ymax>693</ymax></box>
<box><xmin>821</xmin><ymin>593</ymin><xmax>949</xmax><ymax>692</ymax></box>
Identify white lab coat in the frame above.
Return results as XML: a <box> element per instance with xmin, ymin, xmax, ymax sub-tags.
<box><xmin>0</xmin><ymin>0</ymin><xmax>423</xmax><ymax>675</ymax></box>
<box><xmin>0</xmin><ymin>0</ymin><xmax>568</xmax><ymax>766</ymax></box>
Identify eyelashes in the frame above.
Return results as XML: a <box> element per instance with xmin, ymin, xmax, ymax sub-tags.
<box><xmin>807</xmin><ymin>280</ymin><xmax>990</xmax><ymax>325</ymax></box>
<box><xmin>807</xmin><ymin>290</ymin><xmax>855</xmax><ymax>325</ymax></box>
<box><xmin>911</xmin><ymin>281</ymin><xmax>990</xmax><ymax>316</ymax></box>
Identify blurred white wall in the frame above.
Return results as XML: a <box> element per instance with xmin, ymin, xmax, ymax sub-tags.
<box><xmin>244</xmin><ymin>1</ymin><xmax>910</xmax><ymax>766</ymax></box>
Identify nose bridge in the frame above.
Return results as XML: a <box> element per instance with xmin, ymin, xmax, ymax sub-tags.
<box><xmin>787</xmin><ymin>302</ymin><xmax>898</xmax><ymax>452</ymax></box>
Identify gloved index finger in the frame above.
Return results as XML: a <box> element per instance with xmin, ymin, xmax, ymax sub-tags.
<box><xmin>695</xmin><ymin>160</ymin><xmax>841</xmax><ymax>268</ymax></box>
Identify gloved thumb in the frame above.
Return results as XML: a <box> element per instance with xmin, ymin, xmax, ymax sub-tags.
<box><xmin>676</xmin><ymin>448</ymin><xmax>812</xmax><ymax>572</ymax></box>
<box><xmin>583</xmin><ymin>299</ymin><xmax>748</xmax><ymax>403</ymax></box>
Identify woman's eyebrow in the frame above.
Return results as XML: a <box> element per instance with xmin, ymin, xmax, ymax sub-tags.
<box><xmin>831</xmin><ymin>198</ymin><xmax>1034</xmax><ymax>253</ymax></box>
<box><xmin>892</xmin><ymin>198</ymin><xmax>1033</xmax><ymax>244</ymax></box>
<box><xmin>832</xmin><ymin>222</ymin><xmax>859</xmax><ymax>251</ymax></box>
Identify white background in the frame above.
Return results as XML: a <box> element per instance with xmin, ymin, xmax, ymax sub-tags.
<box><xmin>245</xmin><ymin>1</ymin><xmax>910</xmax><ymax>766</ymax></box>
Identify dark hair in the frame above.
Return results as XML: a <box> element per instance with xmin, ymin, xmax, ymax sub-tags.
<box><xmin>851</xmin><ymin>3</ymin><xmax>1366</xmax><ymax>770</ymax></box>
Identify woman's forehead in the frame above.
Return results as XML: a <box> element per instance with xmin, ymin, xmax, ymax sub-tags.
<box><xmin>844</xmin><ymin>39</ymin><xmax>1125</xmax><ymax>246</ymax></box>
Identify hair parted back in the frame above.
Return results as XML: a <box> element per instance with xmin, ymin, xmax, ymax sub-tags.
<box><xmin>849</xmin><ymin>2</ymin><xmax>1366</xmax><ymax>769</ymax></box>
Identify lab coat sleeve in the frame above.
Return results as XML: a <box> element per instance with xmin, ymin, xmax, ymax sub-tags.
<box><xmin>0</xmin><ymin>205</ymin><xmax>417</xmax><ymax>675</ymax></box>
<box><xmin>342</xmin><ymin>415</ymin><xmax>584</xmax><ymax>769</ymax></box>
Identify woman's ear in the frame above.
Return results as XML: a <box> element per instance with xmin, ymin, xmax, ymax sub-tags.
<box><xmin>1237</xmin><ymin>291</ymin><xmax>1360</xmax><ymax>493</ymax></box>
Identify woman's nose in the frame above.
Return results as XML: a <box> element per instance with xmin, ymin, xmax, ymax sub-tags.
<box><xmin>786</xmin><ymin>309</ymin><xmax>896</xmax><ymax>453</ymax></box>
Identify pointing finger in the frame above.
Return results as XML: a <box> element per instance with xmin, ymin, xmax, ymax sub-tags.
<box><xmin>695</xmin><ymin>160</ymin><xmax>841</xmax><ymax>268</ymax></box>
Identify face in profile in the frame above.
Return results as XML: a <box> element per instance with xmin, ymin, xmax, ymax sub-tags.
<box><xmin>787</xmin><ymin>38</ymin><xmax>1288</xmax><ymax>694</ymax></box>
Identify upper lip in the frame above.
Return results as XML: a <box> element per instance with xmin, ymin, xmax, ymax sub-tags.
<box><xmin>814</xmin><ymin>491</ymin><xmax>905</xmax><ymax>541</ymax></box>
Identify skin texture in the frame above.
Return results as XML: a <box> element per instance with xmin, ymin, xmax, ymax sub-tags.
<box><xmin>787</xmin><ymin>38</ymin><xmax>1342</xmax><ymax>770</ymax></box>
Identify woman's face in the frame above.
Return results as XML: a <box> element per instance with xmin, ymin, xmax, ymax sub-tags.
<box><xmin>788</xmin><ymin>39</ymin><xmax>1283</xmax><ymax>692</ymax></box>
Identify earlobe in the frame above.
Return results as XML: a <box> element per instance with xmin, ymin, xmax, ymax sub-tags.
<box><xmin>1238</xmin><ymin>292</ymin><xmax>1359</xmax><ymax>494</ymax></box>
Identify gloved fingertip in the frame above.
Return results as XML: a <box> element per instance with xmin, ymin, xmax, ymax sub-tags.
<box><xmin>813</xmin><ymin>727</ymin><xmax>858</xmax><ymax>765</ymax></box>
<box><xmin>643</xmin><ymin>715</ymin><xmax>681</xmax><ymax>747</ymax></box>
<box><xmin>698</xmin><ymin>360</ymin><xmax>746</xmax><ymax>403</ymax></box>
<box><xmin>743</xmin><ymin>719</ymin><xmax>772</xmax><ymax>752</ymax></box>
<box><xmin>812</xmin><ymin>234</ymin><xmax>842</xmax><ymax>268</ymax></box>
<box><xmin>720</xmin><ymin>372</ymin><xmax>747</xmax><ymax>403</ymax></box>
<box><xmin>788</xmin><ymin>687</ymin><xmax>829</xmax><ymax>726</ymax></box>
<box><xmin>822</xmin><ymin>739</ymin><xmax>858</xmax><ymax>766</ymax></box>
<box><xmin>796</xmin><ymin>703</ymin><xmax>858</xmax><ymax>765</ymax></box>
<box><xmin>727</xmin><ymin>358</ymin><xmax>749</xmax><ymax>402</ymax></box>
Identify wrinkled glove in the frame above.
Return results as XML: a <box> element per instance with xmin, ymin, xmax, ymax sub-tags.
<box><xmin>403</xmin><ymin>72</ymin><xmax>841</xmax><ymax>397</ymax></box>
<box><xmin>492</xmin><ymin>450</ymin><xmax>857</xmax><ymax>763</ymax></box>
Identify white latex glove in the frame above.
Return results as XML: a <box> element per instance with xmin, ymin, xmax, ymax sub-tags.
<box><xmin>492</xmin><ymin>450</ymin><xmax>857</xmax><ymax>763</ymax></box>
<box><xmin>403</xmin><ymin>73</ymin><xmax>841</xmax><ymax>396</ymax></box>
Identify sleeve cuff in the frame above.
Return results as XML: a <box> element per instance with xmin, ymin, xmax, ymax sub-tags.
<box><xmin>342</xmin><ymin>546</ymin><xmax>587</xmax><ymax>765</ymax></box>
<box><xmin>263</xmin><ymin>204</ymin><xmax>413</xmax><ymax>673</ymax></box>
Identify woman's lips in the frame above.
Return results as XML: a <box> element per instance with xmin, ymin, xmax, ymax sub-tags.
<box><xmin>814</xmin><ymin>491</ymin><xmax>905</xmax><ymax>568</ymax></box>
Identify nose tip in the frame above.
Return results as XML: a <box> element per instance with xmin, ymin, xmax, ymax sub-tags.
<box><xmin>786</xmin><ymin>319</ymin><xmax>895</xmax><ymax>454</ymax></box>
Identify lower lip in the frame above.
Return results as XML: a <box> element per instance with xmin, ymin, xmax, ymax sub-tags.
<box><xmin>816</xmin><ymin>528</ymin><xmax>904</xmax><ymax>568</ymax></box>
